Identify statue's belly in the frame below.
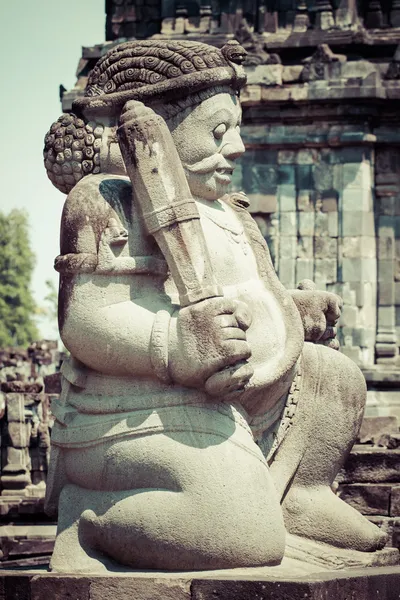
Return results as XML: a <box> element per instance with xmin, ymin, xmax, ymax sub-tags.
<box><xmin>222</xmin><ymin>278</ymin><xmax>287</xmax><ymax>373</ymax></box>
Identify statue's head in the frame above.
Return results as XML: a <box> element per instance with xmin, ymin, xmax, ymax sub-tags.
<box><xmin>44</xmin><ymin>40</ymin><xmax>247</xmax><ymax>200</ymax></box>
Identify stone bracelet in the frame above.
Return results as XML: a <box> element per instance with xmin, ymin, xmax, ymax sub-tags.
<box><xmin>150</xmin><ymin>310</ymin><xmax>172</xmax><ymax>384</ymax></box>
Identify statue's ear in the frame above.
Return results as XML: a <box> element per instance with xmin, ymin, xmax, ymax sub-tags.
<box><xmin>44</xmin><ymin>113</ymin><xmax>104</xmax><ymax>195</ymax></box>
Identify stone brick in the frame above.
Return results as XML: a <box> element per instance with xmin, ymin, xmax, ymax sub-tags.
<box><xmin>43</xmin><ymin>372</ymin><xmax>61</xmax><ymax>394</ymax></box>
<box><xmin>248</xmin><ymin>194</ymin><xmax>277</xmax><ymax>213</ymax></box>
<box><xmin>342</xmin><ymin>237</ymin><xmax>376</xmax><ymax>259</ymax></box>
<box><xmin>296</xmin><ymin>165</ymin><xmax>314</xmax><ymax>190</ymax></box>
<box><xmin>5</xmin><ymin>394</ymin><xmax>25</xmax><ymax>422</ymax></box>
<box><xmin>296</xmin><ymin>258</ymin><xmax>314</xmax><ymax>283</ymax></box>
<box><xmin>297</xmin><ymin>191</ymin><xmax>314</xmax><ymax>212</ymax></box>
<box><xmin>395</xmin><ymin>282</ymin><xmax>400</xmax><ymax>305</ymax></box>
<box><xmin>240</xmin><ymin>84</ymin><xmax>261</xmax><ymax>104</ymax></box>
<box><xmin>340</xmin><ymin>345</ymin><xmax>362</xmax><ymax>364</ymax></box>
<box><xmin>342</xmin><ymin>258</ymin><xmax>377</xmax><ymax>282</ymax></box>
<box><xmin>280</xmin><ymin>212</ymin><xmax>297</xmax><ymax>236</ymax></box>
<box><xmin>378</xmin><ymin>306</ymin><xmax>396</xmax><ymax>329</ymax></box>
<box><xmin>315</xmin><ymin>212</ymin><xmax>331</xmax><ymax>237</ymax></box>
<box><xmin>321</xmin><ymin>196</ymin><xmax>338</xmax><ymax>212</ymax></box>
<box><xmin>242</xmin><ymin>160</ymin><xmax>278</xmax><ymax>195</ymax></box>
<box><xmin>298</xmin><ymin>212</ymin><xmax>314</xmax><ymax>236</ymax></box>
<box><xmin>342</xmin><ymin>211</ymin><xmax>375</xmax><ymax>236</ymax></box>
<box><xmin>379</xmin><ymin>282</ymin><xmax>395</xmax><ymax>306</ymax></box>
<box><xmin>277</xmin><ymin>164</ymin><xmax>295</xmax><ymax>185</ymax></box>
<box><xmin>261</xmin><ymin>87</ymin><xmax>291</xmax><ymax>102</ymax></box>
<box><xmin>349</xmin><ymin>282</ymin><xmax>376</xmax><ymax>308</ymax></box>
<box><xmin>328</xmin><ymin>212</ymin><xmax>338</xmax><ymax>237</ymax></box>
<box><xmin>369</xmin><ymin>516</ymin><xmax>400</xmax><ymax>550</ymax></box>
<box><xmin>314</xmin><ymin>259</ymin><xmax>337</xmax><ymax>284</ymax></box>
<box><xmin>342</xmin><ymin>162</ymin><xmax>372</xmax><ymax>190</ymax></box>
<box><xmin>1</xmin><ymin>381</ymin><xmax>43</xmax><ymax>394</ymax></box>
<box><xmin>338</xmin><ymin>447</ymin><xmax>400</xmax><ymax>484</ymax></box>
<box><xmin>338</xmin><ymin>483</ymin><xmax>391</xmax><ymax>516</ymax></box>
<box><xmin>282</xmin><ymin>65</ymin><xmax>303</xmax><ymax>83</ymax></box>
<box><xmin>277</xmin><ymin>150</ymin><xmax>296</xmax><ymax>165</ymax></box>
<box><xmin>342</xmin><ymin>187</ymin><xmax>373</xmax><ymax>212</ymax></box>
<box><xmin>278</xmin><ymin>184</ymin><xmax>296</xmax><ymax>211</ymax></box>
<box><xmin>230</xmin><ymin>162</ymin><xmax>242</xmax><ymax>191</ymax></box>
<box><xmin>379</xmin><ymin>196</ymin><xmax>400</xmax><ymax>216</ymax></box>
<box><xmin>89</xmin><ymin>577</ymin><xmax>191</xmax><ymax>600</ymax></box>
<box><xmin>278</xmin><ymin>258</ymin><xmax>295</xmax><ymax>288</ymax></box>
<box><xmin>314</xmin><ymin>237</ymin><xmax>337</xmax><ymax>259</ymax></box>
<box><xmin>352</xmin><ymin>328</ymin><xmax>375</xmax><ymax>348</ymax></box>
<box><xmin>246</xmin><ymin>64</ymin><xmax>283</xmax><ymax>86</ymax></box>
<box><xmin>333</xmin><ymin>163</ymin><xmax>343</xmax><ymax>191</ymax></box>
<box><xmin>0</xmin><ymin>575</ymin><xmax>32</xmax><ymax>600</ymax></box>
<box><xmin>378</xmin><ymin>259</ymin><xmax>395</xmax><ymax>282</ymax></box>
<box><xmin>252</xmin><ymin>215</ymin><xmax>269</xmax><ymax>238</ymax></box>
<box><xmin>313</xmin><ymin>162</ymin><xmax>334</xmax><ymax>191</ymax></box>
<box><xmin>296</xmin><ymin>149</ymin><xmax>318</xmax><ymax>165</ymax></box>
<box><xmin>7</xmin><ymin>422</ymin><xmax>29</xmax><ymax>449</ymax></box>
<box><xmin>391</xmin><ymin>486</ymin><xmax>400</xmax><ymax>517</ymax></box>
<box><xmin>297</xmin><ymin>236</ymin><xmax>313</xmax><ymax>258</ymax></box>
<box><xmin>340</xmin><ymin>305</ymin><xmax>359</xmax><ymax>328</ymax></box>
<box><xmin>359</xmin><ymin>416</ymin><xmax>399</xmax><ymax>444</ymax></box>
<box><xmin>279</xmin><ymin>236</ymin><xmax>297</xmax><ymax>259</ymax></box>
<box><xmin>341</xmin><ymin>283</ymin><xmax>357</xmax><ymax>305</ymax></box>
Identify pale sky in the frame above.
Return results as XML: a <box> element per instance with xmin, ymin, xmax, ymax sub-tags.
<box><xmin>0</xmin><ymin>0</ymin><xmax>105</xmax><ymax>338</ymax></box>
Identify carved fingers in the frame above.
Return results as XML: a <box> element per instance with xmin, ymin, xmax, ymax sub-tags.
<box><xmin>324</xmin><ymin>294</ymin><xmax>343</xmax><ymax>326</ymax></box>
<box><xmin>292</xmin><ymin>283</ymin><xmax>343</xmax><ymax>350</ymax></box>
<box><xmin>168</xmin><ymin>297</ymin><xmax>253</xmax><ymax>390</ymax></box>
<box><xmin>205</xmin><ymin>360</ymin><xmax>254</xmax><ymax>399</ymax></box>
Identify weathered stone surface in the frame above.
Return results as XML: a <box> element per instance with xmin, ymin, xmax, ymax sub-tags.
<box><xmin>391</xmin><ymin>486</ymin><xmax>400</xmax><ymax>517</ymax></box>
<box><xmin>43</xmin><ymin>37</ymin><xmax>387</xmax><ymax>574</ymax></box>
<box><xmin>338</xmin><ymin>484</ymin><xmax>391</xmax><ymax>516</ymax></box>
<box><xmin>43</xmin><ymin>373</ymin><xmax>61</xmax><ymax>394</ymax></box>
<box><xmin>1</xmin><ymin>381</ymin><xmax>43</xmax><ymax>394</ymax></box>
<box><xmin>359</xmin><ymin>417</ymin><xmax>399</xmax><ymax>444</ymax></box>
<box><xmin>338</xmin><ymin>447</ymin><xmax>400</xmax><ymax>484</ymax></box>
<box><xmin>1</xmin><ymin>570</ymin><xmax>400</xmax><ymax>600</ymax></box>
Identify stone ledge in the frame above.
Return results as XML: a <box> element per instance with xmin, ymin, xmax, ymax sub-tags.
<box><xmin>1</xmin><ymin>567</ymin><xmax>400</xmax><ymax>600</ymax></box>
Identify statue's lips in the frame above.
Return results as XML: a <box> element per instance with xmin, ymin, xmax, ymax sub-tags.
<box><xmin>184</xmin><ymin>158</ymin><xmax>236</xmax><ymax>178</ymax></box>
<box><xmin>214</xmin><ymin>168</ymin><xmax>233</xmax><ymax>184</ymax></box>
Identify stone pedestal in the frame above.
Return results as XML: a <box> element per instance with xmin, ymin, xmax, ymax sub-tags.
<box><xmin>1</xmin><ymin>566</ymin><xmax>400</xmax><ymax>600</ymax></box>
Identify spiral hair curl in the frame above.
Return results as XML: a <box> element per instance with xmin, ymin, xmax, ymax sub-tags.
<box><xmin>43</xmin><ymin>114</ymin><xmax>104</xmax><ymax>194</ymax></box>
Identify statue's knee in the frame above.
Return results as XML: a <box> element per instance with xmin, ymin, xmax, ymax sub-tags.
<box><xmin>312</xmin><ymin>344</ymin><xmax>366</xmax><ymax>406</ymax></box>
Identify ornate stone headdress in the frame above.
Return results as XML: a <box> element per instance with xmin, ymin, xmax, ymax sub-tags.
<box><xmin>44</xmin><ymin>39</ymin><xmax>247</xmax><ymax>194</ymax></box>
<box><xmin>73</xmin><ymin>39</ymin><xmax>247</xmax><ymax>117</ymax></box>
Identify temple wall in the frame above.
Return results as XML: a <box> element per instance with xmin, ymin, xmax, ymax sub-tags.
<box><xmin>234</xmin><ymin>138</ymin><xmax>378</xmax><ymax>368</ymax></box>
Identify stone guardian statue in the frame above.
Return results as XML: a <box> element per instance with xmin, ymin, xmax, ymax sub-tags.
<box><xmin>43</xmin><ymin>39</ymin><xmax>388</xmax><ymax>573</ymax></box>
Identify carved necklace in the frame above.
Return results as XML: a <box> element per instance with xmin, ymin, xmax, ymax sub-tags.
<box><xmin>197</xmin><ymin>201</ymin><xmax>250</xmax><ymax>255</ymax></box>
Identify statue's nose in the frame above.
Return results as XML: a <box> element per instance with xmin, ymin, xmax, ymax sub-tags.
<box><xmin>220</xmin><ymin>129</ymin><xmax>245</xmax><ymax>160</ymax></box>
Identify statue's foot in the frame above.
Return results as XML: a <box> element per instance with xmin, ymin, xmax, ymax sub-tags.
<box><xmin>282</xmin><ymin>485</ymin><xmax>387</xmax><ymax>552</ymax></box>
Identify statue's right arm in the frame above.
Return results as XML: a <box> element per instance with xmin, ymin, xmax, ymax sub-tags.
<box><xmin>58</xmin><ymin>175</ymin><xmax>167</xmax><ymax>378</ymax></box>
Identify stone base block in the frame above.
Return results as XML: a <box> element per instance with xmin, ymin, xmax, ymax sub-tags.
<box><xmin>1</xmin><ymin>566</ymin><xmax>400</xmax><ymax>600</ymax></box>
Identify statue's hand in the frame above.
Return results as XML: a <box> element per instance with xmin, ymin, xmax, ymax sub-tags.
<box><xmin>290</xmin><ymin>279</ymin><xmax>342</xmax><ymax>350</ymax></box>
<box><xmin>169</xmin><ymin>297</ymin><xmax>254</xmax><ymax>394</ymax></box>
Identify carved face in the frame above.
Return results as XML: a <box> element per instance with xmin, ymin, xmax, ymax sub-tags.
<box><xmin>168</xmin><ymin>93</ymin><xmax>245</xmax><ymax>202</ymax></box>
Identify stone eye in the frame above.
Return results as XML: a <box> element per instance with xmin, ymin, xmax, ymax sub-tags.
<box><xmin>213</xmin><ymin>123</ymin><xmax>227</xmax><ymax>140</ymax></box>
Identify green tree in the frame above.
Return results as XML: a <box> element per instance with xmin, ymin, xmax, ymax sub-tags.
<box><xmin>0</xmin><ymin>209</ymin><xmax>39</xmax><ymax>347</ymax></box>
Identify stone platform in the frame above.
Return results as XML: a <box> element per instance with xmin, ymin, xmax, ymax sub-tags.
<box><xmin>1</xmin><ymin>566</ymin><xmax>400</xmax><ymax>600</ymax></box>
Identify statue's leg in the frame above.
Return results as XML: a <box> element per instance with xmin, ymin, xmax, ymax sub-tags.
<box><xmin>51</xmin><ymin>429</ymin><xmax>285</xmax><ymax>572</ymax></box>
<box><xmin>270</xmin><ymin>342</ymin><xmax>387</xmax><ymax>552</ymax></box>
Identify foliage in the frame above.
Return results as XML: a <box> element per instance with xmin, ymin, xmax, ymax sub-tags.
<box><xmin>0</xmin><ymin>209</ymin><xmax>39</xmax><ymax>347</ymax></box>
